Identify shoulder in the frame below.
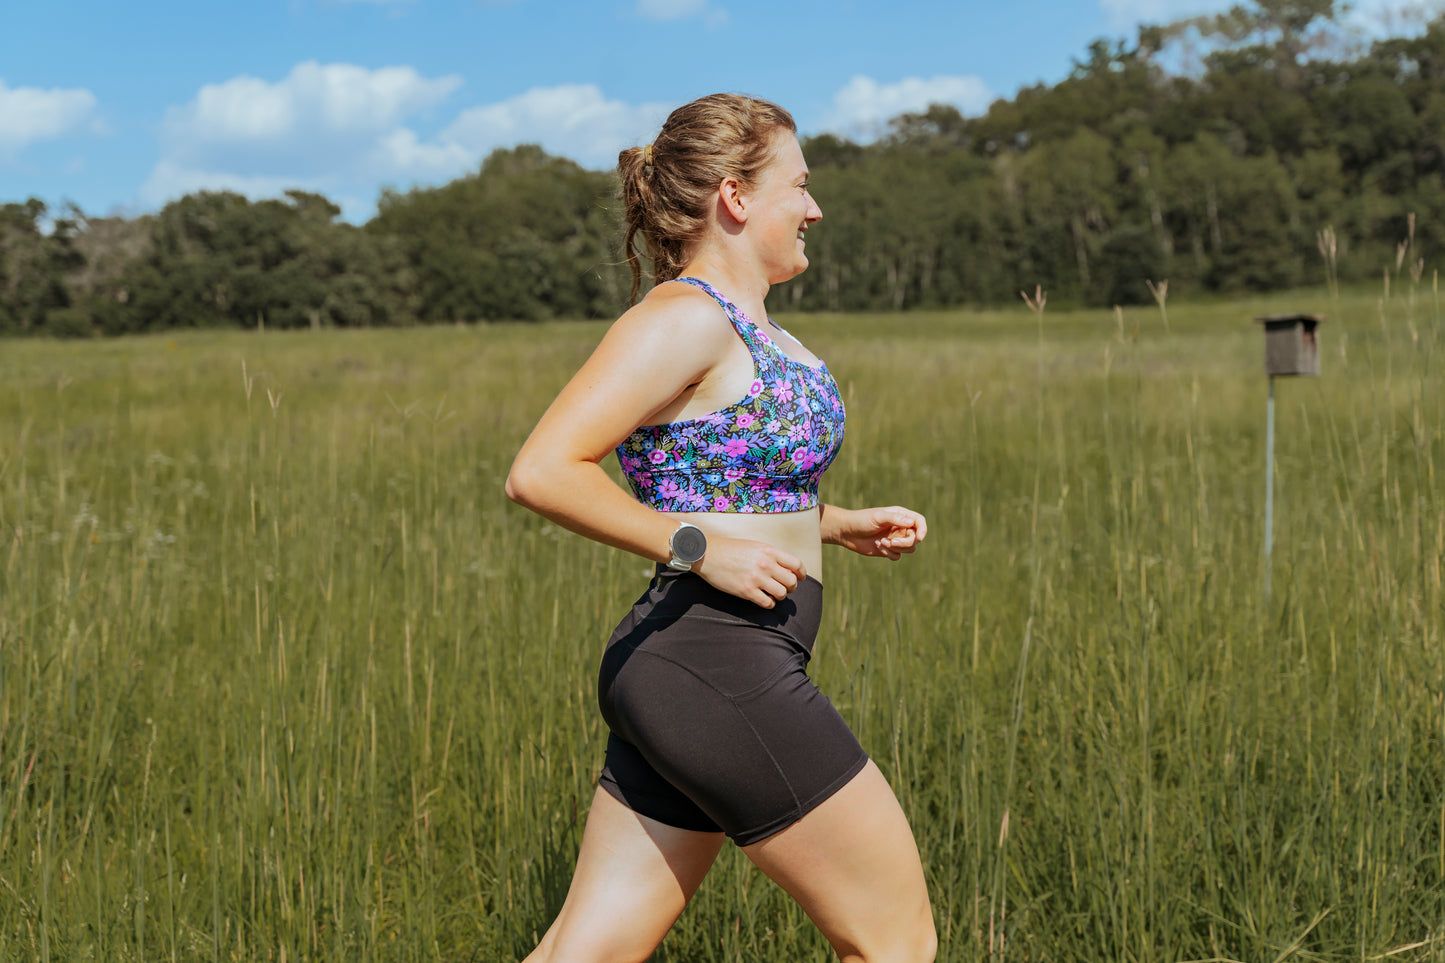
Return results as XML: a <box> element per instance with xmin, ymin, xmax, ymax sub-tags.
<box><xmin>605</xmin><ymin>279</ymin><xmax>737</xmax><ymax>362</ymax></box>
<box><xmin>622</xmin><ymin>279</ymin><xmax>728</xmax><ymax>334</ymax></box>
<box><xmin>567</xmin><ymin>279</ymin><xmax>740</xmax><ymax>401</ymax></box>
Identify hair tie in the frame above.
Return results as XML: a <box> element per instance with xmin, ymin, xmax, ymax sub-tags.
<box><xmin>643</xmin><ymin>143</ymin><xmax>654</xmax><ymax>166</ymax></box>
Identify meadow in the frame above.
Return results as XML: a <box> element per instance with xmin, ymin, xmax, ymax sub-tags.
<box><xmin>1</xmin><ymin>280</ymin><xmax>1441</xmax><ymax>962</ymax></box>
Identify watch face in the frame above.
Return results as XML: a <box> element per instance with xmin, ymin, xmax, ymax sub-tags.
<box><xmin>671</xmin><ymin>525</ymin><xmax>707</xmax><ymax>563</ymax></box>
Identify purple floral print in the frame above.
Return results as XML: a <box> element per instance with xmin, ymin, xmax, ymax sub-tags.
<box><xmin>616</xmin><ymin>277</ymin><xmax>845</xmax><ymax>514</ymax></box>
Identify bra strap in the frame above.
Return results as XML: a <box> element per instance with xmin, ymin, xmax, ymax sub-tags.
<box><xmin>671</xmin><ymin>277</ymin><xmax>755</xmax><ymax>341</ymax></box>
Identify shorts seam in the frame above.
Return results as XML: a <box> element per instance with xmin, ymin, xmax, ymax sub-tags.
<box><xmin>726</xmin><ymin>695</ymin><xmax>804</xmax><ymax>823</ymax></box>
<box><xmin>731</xmin><ymin>748</ymin><xmax>870</xmax><ymax>847</ymax></box>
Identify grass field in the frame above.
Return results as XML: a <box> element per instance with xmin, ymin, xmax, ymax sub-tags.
<box><xmin>2</xmin><ymin>280</ymin><xmax>1442</xmax><ymax>962</ymax></box>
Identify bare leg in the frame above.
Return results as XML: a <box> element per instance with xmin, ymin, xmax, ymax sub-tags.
<box><xmin>743</xmin><ymin>761</ymin><xmax>936</xmax><ymax>963</ymax></box>
<box><xmin>524</xmin><ymin>787</ymin><xmax>726</xmax><ymax>963</ymax></box>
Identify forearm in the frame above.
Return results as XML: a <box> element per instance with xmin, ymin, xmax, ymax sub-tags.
<box><xmin>508</xmin><ymin>457</ymin><xmax>812</xmax><ymax>606</ymax></box>
<box><xmin>818</xmin><ymin>502</ymin><xmax>856</xmax><ymax>547</ymax></box>
<box><xmin>506</xmin><ymin>457</ymin><xmax>673</xmax><ymax>564</ymax></box>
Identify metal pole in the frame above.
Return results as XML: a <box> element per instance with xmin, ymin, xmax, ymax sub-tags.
<box><xmin>1264</xmin><ymin>375</ymin><xmax>1275</xmax><ymax>602</ymax></box>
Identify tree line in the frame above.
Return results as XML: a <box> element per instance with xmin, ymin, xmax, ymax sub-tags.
<box><xmin>3</xmin><ymin>0</ymin><xmax>1442</xmax><ymax>336</ymax></box>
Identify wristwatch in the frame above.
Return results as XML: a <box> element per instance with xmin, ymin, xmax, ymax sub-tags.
<box><xmin>667</xmin><ymin>522</ymin><xmax>707</xmax><ymax>572</ymax></box>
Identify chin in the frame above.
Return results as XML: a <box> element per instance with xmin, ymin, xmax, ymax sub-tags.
<box><xmin>772</xmin><ymin>258</ymin><xmax>809</xmax><ymax>285</ymax></box>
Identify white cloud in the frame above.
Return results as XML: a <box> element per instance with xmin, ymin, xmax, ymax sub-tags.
<box><xmin>368</xmin><ymin>128</ymin><xmax>474</xmax><ymax>177</ymax></box>
<box><xmin>168</xmin><ymin>61</ymin><xmax>460</xmax><ymax>147</ymax></box>
<box><xmin>144</xmin><ymin>61</ymin><xmax>463</xmax><ymax>208</ymax></box>
<box><xmin>820</xmin><ymin>75</ymin><xmax>993</xmax><ymax>142</ymax></box>
<box><xmin>0</xmin><ymin>80</ymin><xmax>98</xmax><ymax>155</ymax></box>
<box><xmin>440</xmin><ymin>84</ymin><xmax>672</xmax><ymax>170</ymax></box>
<box><xmin>141</xmin><ymin>71</ymin><xmax>669</xmax><ymax>219</ymax></box>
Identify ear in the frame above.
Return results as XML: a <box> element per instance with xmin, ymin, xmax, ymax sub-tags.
<box><xmin>717</xmin><ymin>176</ymin><xmax>747</xmax><ymax>224</ymax></box>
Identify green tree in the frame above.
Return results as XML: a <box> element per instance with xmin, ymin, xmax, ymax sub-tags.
<box><xmin>106</xmin><ymin>190</ymin><xmax>413</xmax><ymax>333</ymax></box>
<box><xmin>1156</xmin><ymin>0</ymin><xmax>1346</xmax><ymax>89</ymax></box>
<box><xmin>0</xmin><ymin>199</ymin><xmax>81</xmax><ymax>335</ymax></box>
<box><xmin>1016</xmin><ymin>129</ymin><xmax>1117</xmax><ymax>300</ymax></box>
<box><xmin>1094</xmin><ymin>224</ymin><xmax>1168</xmax><ymax>306</ymax></box>
<box><xmin>371</xmin><ymin>145</ymin><xmax>624</xmax><ymax>322</ymax></box>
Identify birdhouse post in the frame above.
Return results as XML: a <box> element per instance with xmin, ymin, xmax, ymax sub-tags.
<box><xmin>1254</xmin><ymin>314</ymin><xmax>1323</xmax><ymax>601</ymax></box>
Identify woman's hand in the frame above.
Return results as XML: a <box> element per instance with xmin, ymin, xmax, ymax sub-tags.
<box><xmin>693</xmin><ymin>535</ymin><xmax>808</xmax><ymax>609</ymax></box>
<box><xmin>820</xmin><ymin>505</ymin><xmax>928</xmax><ymax>561</ymax></box>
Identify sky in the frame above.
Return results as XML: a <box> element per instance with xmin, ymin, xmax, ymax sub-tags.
<box><xmin>2</xmin><ymin>0</ymin><xmax>1439</xmax><ymax>223</ymax></box>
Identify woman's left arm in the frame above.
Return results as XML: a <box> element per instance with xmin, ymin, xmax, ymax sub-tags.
<box><xmin>818</xmin><ymin>504</ymin><xmax>927</xmax><ymax>561</ymax></box>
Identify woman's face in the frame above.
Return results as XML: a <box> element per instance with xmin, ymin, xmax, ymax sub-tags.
<box><xmin>747</xmin><ymin>131</ymin><xmax>822</xmax><ymax>284</ymax></box>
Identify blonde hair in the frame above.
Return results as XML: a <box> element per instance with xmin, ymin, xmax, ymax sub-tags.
<box><xmin>618</xmin><ymin>93</ymin><xmax>797</xmax><ymax>304</ymax></box>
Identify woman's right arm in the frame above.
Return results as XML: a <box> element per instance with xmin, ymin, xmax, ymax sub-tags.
<box><xmin>505</xmin><ymin>289</ymin><xmax>806</xmax><ymax>606</ymax></box>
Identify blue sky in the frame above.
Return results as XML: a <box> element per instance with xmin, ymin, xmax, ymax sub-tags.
<box><xmin>1</xmin><ymin>0</ymin><xmax>1436</xmax><ymax>222</ymax></box>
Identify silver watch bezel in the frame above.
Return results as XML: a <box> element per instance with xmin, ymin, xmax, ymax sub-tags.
<box><xmin>667</xmin><ymin>522</ymin><xmax>707</xmax><ymax>571</ymax></box>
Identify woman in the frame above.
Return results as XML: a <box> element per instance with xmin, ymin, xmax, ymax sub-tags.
<box><xmin>506</xmin><ymin>93</ymin><xmax>936</xmax><ymax>963</ymax></box>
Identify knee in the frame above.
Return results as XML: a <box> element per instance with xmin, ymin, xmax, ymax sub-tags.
<box><xmin>890</xmin><ymin>904</ymin><xmax>937</xmax><ymax>963</ymax></box>
<box><xmin>889</xmin><ymin>920</ymin><xmax>937</xmax><ymax>963</ymax></box>
<box><xmin>843</xmin><ymin>918</ymin><xmax>937</xmax><ymax>963</ymax></box>
<box><xmin>915</xmin><ymin>921</ymin><xmax>939</xmax><ymax>962</ymax></box>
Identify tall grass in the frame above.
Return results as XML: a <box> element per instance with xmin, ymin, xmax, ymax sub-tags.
<box><xmin>1</xmin><ymin>279</ymin><xmax>1440</xmax><ymax>961</ymax></box>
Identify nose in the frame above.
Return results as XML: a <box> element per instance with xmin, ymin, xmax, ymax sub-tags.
<box><xmin>806</xmin><ymin>192</ymin><xmax>822</xmax><ymax>224</ymax></box>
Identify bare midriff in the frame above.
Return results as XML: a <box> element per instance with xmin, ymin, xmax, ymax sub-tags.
<box><xmin>665</xmin><ymin>505</ymin><xmax>824</xmax><ymax>585</ymax></box>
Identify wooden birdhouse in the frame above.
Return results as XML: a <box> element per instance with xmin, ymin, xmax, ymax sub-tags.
<box><xmin>1254</xmin><ymin>314</ymin><xmax>1323</xmax><ymax>376</ymax></box>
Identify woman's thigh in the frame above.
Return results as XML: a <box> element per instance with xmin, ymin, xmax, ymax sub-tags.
<box><xmin>742</xmin><ymin>761</ymin><xmax>937</xmax><ymax>963</ymax></box>
<box><xmin>526</xmin><ymin>788</ymin><xmax>725</xmax><ymax>963</ymax></box>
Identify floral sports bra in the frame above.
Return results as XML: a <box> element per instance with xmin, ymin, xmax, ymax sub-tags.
<box><xmin>615</xmin><ymin>277</ymin><xmax>845</xmax><ymax>514</ymax></box>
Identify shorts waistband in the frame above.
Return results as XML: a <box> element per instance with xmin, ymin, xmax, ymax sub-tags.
<box><xmin>645</xmin><ymin>564</ymin><xmax>824</xmax><ymax>642</ymax></box>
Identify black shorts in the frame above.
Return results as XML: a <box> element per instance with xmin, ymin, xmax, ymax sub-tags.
<box><xmin>597</xmin><ymin>566</ymin><xmax>869</xmax><ymax>846</ymax></box>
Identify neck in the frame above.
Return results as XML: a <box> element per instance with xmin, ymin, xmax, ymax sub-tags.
<box><xmin>678</xmin><ymin>252</ymin><xmax>770</xmax><ymax>321</ymax></box>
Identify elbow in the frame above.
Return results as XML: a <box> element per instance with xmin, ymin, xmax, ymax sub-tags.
<box><xmin>504</xmin><ymin>456</ymin><xmax>540</xmax><ymax>510</ymax></box>
<box><xmin>506</xmin><ymin>449</ymin><xmax>570</xmax><ymax>514</ymax></box>
<box><xmin>507</xmin><ymin>448</ymin><xmax>598</xmax><ymax>514</ymax></box>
